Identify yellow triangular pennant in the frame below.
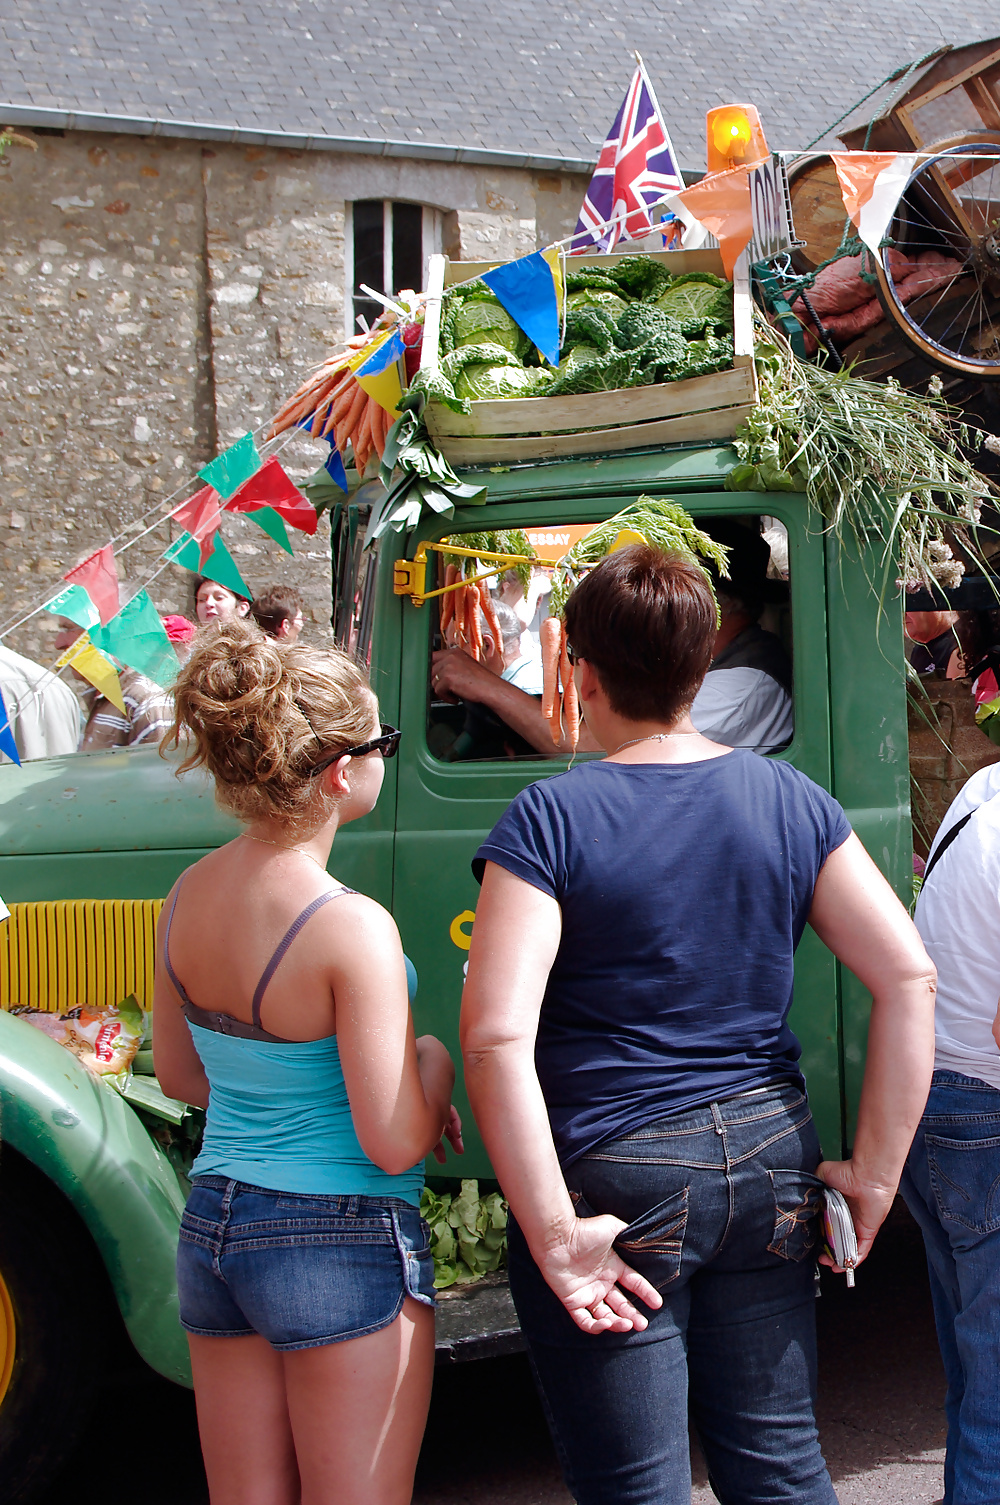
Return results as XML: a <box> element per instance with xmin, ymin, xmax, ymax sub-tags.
<box><xmin>55</xmin><ymin>633</ymin><xmax>126</xmax><ymax>713</ymax></box>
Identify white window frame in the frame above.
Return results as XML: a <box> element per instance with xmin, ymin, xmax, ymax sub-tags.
<box><xmin>344</xmin><ymin>201</ymin><xmax>443</xmax><ymax>337</ymax></box>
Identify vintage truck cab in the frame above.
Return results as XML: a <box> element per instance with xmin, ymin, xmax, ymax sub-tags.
<box><xmin>0</xmin><ymin>441</ymin><xmax>910</xmax><ymax>1499</ymax></box>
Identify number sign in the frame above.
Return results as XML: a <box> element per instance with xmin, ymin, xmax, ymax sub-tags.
<box><xmin>747</xmin><ymin>154</ymin><xmax>800</xmax><ymax>265</ymax></box>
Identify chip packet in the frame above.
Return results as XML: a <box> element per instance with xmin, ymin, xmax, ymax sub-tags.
<box><xmin>13</xmin><ymin>993</ymin><xmax>148</xmax><ymax>1079</ymax></box>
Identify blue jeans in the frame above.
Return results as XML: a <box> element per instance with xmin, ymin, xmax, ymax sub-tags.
<box><xmin>509</xmin><ymin>1082</ymin><xmax>837</xmax><ymax>1505</ymax></box>
<box><xmin>901</xmin><ymin>1069</ymin><xmax>1000</xmax><ymax>1505</ymax></box>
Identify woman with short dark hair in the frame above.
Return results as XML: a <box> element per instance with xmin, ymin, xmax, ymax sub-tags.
<box><xmin>461</xmin><ymin>544</ymin><xmax>936</xmax><ymax>1505</ymax></box>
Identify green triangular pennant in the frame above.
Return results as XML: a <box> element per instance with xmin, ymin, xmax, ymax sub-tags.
<box><xmin>42</xmin><ymin>582</ymin><xmax>101</xmax><ymax>630</ymax></box>
<box><xmin>197</xmin><ymin>432</ymin><xmax>261</xmax><ymax>500</ymax></box>
<box><xmin>248</xmin><ymin>506</ymin><xmax>293</xmax><ymax>555</ymax></box>
<box><xmin>91</xmin><ymin>589</ymin><xmax>179</xmax><ymax>687</ymax></box>
<box><xmin>164</xmin><ymin>530</ymin><xmax>252</xmax><ymax>601</ymax></box>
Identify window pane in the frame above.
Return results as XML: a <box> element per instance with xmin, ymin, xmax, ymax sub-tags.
<box><xmin>391</xmin><ymin>202</ymin><xmax>423</xmax><ymax>297</ymax></box>
<box><xmin>352</xmin><ymin>199</ymin><xmax>385</xmax><ymax>331</ymax></box>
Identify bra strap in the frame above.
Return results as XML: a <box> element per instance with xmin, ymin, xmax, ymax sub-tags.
<box><xmin>251</xmin><ymin>889</ymin><xmax>348</xmax><ymax>1031</ymax></box>
<box><xmin>162</xmin><ymin>877</ymin><xmax>195</xmax><ymax>1009</ymax></box>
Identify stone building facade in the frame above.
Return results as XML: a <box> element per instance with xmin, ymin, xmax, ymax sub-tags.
<box><xmin>0</xmin><ymin>128</ymin><xmax>588</xmax><ymax>660</ymax></box>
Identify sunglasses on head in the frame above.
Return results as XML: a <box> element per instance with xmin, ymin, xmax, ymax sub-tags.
<box><xmin>307</xmin><ymin>723</ymin><xmax>402</xmax><ymax>777</ymax></box>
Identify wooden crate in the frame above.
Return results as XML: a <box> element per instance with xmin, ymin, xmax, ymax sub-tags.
<box><xmin>419</xmin><ymin>247</ymin><xmax>756</xmax><ymax>466</ymax></box>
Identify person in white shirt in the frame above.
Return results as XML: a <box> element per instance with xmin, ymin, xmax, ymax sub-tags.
<box><xmin>0</xmin><ymin>642</ymin><xmax>81</xmax><ymax>761</ymax></box>
<box><xmin>902</xmin><ymin>760</ymin><xmax>1000</xmax><ymax>1505</ymax></box>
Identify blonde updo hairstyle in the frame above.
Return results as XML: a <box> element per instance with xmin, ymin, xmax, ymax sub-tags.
<box><xmin>164</xmin><ymin>619</ymin><xmax>375</xmax><ymax>830</ymax></box>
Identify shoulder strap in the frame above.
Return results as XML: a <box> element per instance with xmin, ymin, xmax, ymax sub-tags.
<box><xmin>162</xmin><ymin>878</ymin><xmax>195</xmax><ymax>1008</ymax></box>
<box><xmin>923</xmin><ymin>809</ymin><xmax>977</xmax><ymax>886</ymax></box>
<box><xmin>251</xmin><ymin>889</ymin><xmax>350</xmax><ymax>1031</ymax></box>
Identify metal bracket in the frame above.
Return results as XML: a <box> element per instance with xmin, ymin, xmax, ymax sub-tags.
<box><xmin>393</xmin><ymin>540</ymin><xmax>561</xmax><ymax>607</ymax></box>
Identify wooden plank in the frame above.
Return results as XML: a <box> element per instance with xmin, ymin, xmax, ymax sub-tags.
<box><xmin>732</xmin><ymin>252</ymin><xmax>753</xmax><ymax>358</ymax></box>
<box><xmin>443</xmin><ymin>247</ymin><xmax>731</xmax><ymax>287</ymax></box>
<box><xmin>426</xmin><ymin>360</ymin><xmax>756</xmax><ymax>439</ymax></box>
<box><xmin>420</xmin><ymin>254</ymin><xmax>446</xmax><ymax>376</ymax></box>
<box><xmin>434</xmin><ymin>405</ymin><xmax>753</xmax><ymax>466</ymax></box>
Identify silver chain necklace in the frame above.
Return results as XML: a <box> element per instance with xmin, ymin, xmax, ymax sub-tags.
<box><xmin>240</xmin><ymin>831</ymin><xmax>328</xmax><ymax>871</ymax></box>
<box><xmin>612</xmin><ymin>731</ymin><xmax>702</xmax><ymax>755</ymax></box>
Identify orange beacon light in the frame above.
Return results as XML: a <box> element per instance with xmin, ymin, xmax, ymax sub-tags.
<box><xmin>706</xmin><ymin>104</ymin><xmax>769</xmax><ymax>174</ymax></box>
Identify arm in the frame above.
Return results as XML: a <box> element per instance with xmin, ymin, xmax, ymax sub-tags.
<box><xmin>432</xmin><ymin>649</ymin><xmax>600</xmax><ymax>757</ymax></box>
<box><xmin>809</xmin><ymin>832</ymin><xmax>937</xmax><ymax>1261</ymax></box>
<box><xmin>461</xmin><ymin>863</ymin><xmax>661</xmax><ymax>1334</ymax></box>
<box><xmin>152</xmin><ymin>891</ymin><xmax>211</xmax><ymax>1107</ymax></box>
<box><xmin>332</xmin><ymin>896</ymin><xmax>456</xmax><ymax>1174</ymax></box>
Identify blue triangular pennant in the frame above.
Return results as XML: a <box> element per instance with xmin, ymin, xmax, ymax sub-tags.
<box><xmin>0</xmin><ymin>686</ymin><xmax>21</xmax><ymax>766</ymax></box>
<box><xmin>297</xmin><ymin>416</ymin><xmax>348</xmax><ymax>493</ymax></box>
<box><xmin>482</xmin><ymin>251</ymin><xmax>561</xmax><ymax>365</ymax></box>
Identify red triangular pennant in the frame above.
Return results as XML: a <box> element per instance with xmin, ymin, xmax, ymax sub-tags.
<box><xmin>170</xmin><ymin>484</ymin><xmax>223</xmax><ymax>568</ymax></box>
<box><xmin>225</xmin><ymin>457</ymin><xmax>318</xmax><ymax>536</ymax></box>
<box><xmin>63</xmin><ymin>545</ymin><xmax>120</xmax><ymax>626</ymax></box>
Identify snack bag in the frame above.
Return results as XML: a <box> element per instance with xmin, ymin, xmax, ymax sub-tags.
<box><xmin>13</xmin><ymin>993</ymin><xmax>148</xmax><ymax>1078</ymax></box>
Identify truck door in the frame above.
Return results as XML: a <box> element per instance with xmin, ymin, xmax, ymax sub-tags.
<box><xmin>389</xmin><ymin>490</ymin><xmax>842</xmax><ymax>1177</ymax></box>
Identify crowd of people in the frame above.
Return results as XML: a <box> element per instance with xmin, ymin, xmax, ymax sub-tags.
<box><xmin>0</xmin><ymin>577</ymin><xmax>308</xmax><ymax>761</ymax></box>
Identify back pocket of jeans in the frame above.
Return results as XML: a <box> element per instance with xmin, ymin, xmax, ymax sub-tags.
<box><xmin>612</xmin><ymin>1187</ymin><xmax>689</xmax><ymax>1290</ymax></box>
<box><xmin>767</xmin><ymin>1170</ymin><xmax>824</xmax><ymax>1261</ymax></box>
<box><xmin>926</xmin><ymin>1132</ymin><xmax>1000</xmax><ymax>1234</ymax></box>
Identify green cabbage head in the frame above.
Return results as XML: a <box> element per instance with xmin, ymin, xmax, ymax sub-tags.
<box><xmin>453</xmin><ymin>299</ymin><xmax>526</xmax><ymax>355</ymax></box>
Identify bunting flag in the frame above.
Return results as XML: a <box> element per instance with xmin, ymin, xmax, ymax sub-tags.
<box><xmin>170</xmin><ymin>484</ymin><xmax>223</xmax><ymax>568</ymax></box>
<box><xmin>198</xmin><ymin>432</ymin><xmax>261</xmax><ymax>500</ymax></box>
<box><xmin>349</xmin><ymin>328</ymin><xmax>407</xmax><ymax>416</ymax></box>
<box><xmin>482</xmin><ymin>252</ymin><xmax>561</xmax><ymax>366</ymax></box>
<box><xmin>675</xmin><ymin>163</ymin><xmax>754</xmax><ymax>279</ymax></box>
<box><xmin>63</xmin><ymin>545</ymin><xmax>120</xmax><ymax>626</ymax></box>
<box><xmin>225</xmin><ymin>457</ymin><xmax>319</xmax><ymax>536</ymax></box>
<box><xmin>91</xmin><ymin>589</ymin><xmax>179</xmax><ymax>687</ymax></box>
<box><xmin>42</xmin><ymin>582</ymin><xmax>100</xmax><ymax>631</ymax></box>
<box><xmin>297</xmin><ymin>416</ymin><xmax>349</xmax><ymax>494</ymax></box>
<box><xmin>0</xmin><ymin>687</ymin><xmax>20</xmax><ymax>766</ymax></box>
<box><xmin>54</xmin><ymin>633</ymin><xmax>126</xmax><ymax>713</ymax></box>
<box><xmin>572</xmin><ymin>59</ymin><xmax>683</xmax><ymax>251</ymax></box>
<box><xmin>831</xmin><ymin>152</ymin><xmax>918</xmax><ymax>268</ymax></box>
<box><xmin>164</xmin><ymin>530</ymin><xmax>252</xmax><ymax>600</ymax></box>
<box><xmin>248</xmin><ymin>506</ymin><xmax>294</xmax><ymax>555</ymax></box>
<box><xmin>542</xmin><ymin>247</ymin><xmax>566</xmax><ymax>323</ymax></box>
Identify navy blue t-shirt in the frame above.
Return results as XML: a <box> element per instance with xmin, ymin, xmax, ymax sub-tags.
<box><xmin>473</xmin><ymin>749</ymin><xmax>851</xmax><ymax>1169</ymax></box>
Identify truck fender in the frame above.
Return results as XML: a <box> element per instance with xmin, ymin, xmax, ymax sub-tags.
<box><xmin>0</xmin><ymin>1010</ymin><xmax>191</xmax><ymax>1385</ymax></box>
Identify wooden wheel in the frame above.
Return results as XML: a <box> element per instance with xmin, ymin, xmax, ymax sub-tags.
<box><xmin>874</xmin><ymin>135</ymin><xmax>1000</xmax><ymax>378</ymax></box>
<box><xmin>786</xmin><ymin>155</ymin><xmax>852</xmax><ymax>272</ymax></box>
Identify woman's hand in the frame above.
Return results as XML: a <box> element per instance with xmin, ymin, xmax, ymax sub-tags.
<box><xmin>535</xmin><ymin>1213</ymin><xmax>663</xmax><ymax>1335</ymax></box>
<box><xmin>431</xmin><ymin>1104</ymin><xmax>465</xmax><ymax>1164</ymax></box>
<box><xmin>816</xmin><ymin>1158</ymin><xmax>895</xmax><ymax>1266</ymax></box>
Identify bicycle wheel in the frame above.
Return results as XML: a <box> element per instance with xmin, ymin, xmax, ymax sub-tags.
<box><xmin>874</xmin><ymin>137</ymin><xmax>1000</xmax><ymax>377</ymax></box>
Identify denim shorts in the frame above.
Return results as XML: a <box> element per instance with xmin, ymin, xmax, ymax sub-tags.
<box><xmin>177</xmin><ymin>1175</ymin><xmax>436</xmax><ymax>1351</ymax></box>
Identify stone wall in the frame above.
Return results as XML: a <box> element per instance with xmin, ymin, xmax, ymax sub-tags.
<box><xmin>908</xmin><ymin>675</ymin><xmax>1000</xmax><ymax>855</ymax></box>
<box><xmin>0</xmin><ymin>129</ymin><xmax>589</xmax><ymax>665</ymax></box>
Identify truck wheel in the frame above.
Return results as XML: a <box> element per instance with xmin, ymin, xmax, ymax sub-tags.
<box><xmin>0</xmin><ymin>1155</ymin><xmax>109</xmax><ymax>1502</ymax></box>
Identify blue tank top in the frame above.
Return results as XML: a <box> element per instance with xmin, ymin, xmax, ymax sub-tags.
<box><xmin>164</xmin><ymin>883</ymin><xmax>424</xmax><ymax>1205</ymax></box>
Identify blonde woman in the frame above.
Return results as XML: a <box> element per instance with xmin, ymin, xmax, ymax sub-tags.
<box><xmin>154</xmin><ymin>621</ymin><xmax>460</xmax><ymax>1505</ymax></box>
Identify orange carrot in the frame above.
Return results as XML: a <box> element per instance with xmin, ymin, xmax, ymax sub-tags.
<box><xmin>479</xmin><ymin>581</ymin><xmax>503</xmax><ymax>660</ymax></box>
<box><xmin>338</xmin><ymin>384</ymin><xmax>367</xmax><ymax>454</ymax></box>
<box><xmin>540</xmin><ymin>616</ymin><xmax>561</xmax><ymax>720</ymax></box>
<box><xmin>370</xmin><ymin>401</ymin><xmax>388</xmax><ymax>459</ymax></box>
<box><xmin>559</xmin><ymin>622</ymin><xmax>579</xmax><ymax>750</ymax></box>
<box><xmin>467</xmin><ymin>584</ymin><xmax>484</xmax><ymax>662</ymax></box>
<box><xmin>440</xmin><ymin>563</ymin><xmax>459</xmax><ymax>634</ymax></box>
<box><xmin>353</xmin><ymin>397</ymin><xmax>374</xmax><ymax>473</ymax></box>
<box><xmin>454</xmin><ymin>576</ymin><xmax>467</xmax><ymax>651</ymax></box>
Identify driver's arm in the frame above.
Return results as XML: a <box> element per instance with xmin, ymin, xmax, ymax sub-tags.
<box><xmin>432</xmin><ymin>648</ymin><xmax>598</xmax><ymax>757</ymax></box>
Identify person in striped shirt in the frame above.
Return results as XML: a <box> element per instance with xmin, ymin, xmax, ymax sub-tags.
<box><xmin>52</xmin><ymin>616</ymin><xmax>174</xmax><ymax>752</ymax></box>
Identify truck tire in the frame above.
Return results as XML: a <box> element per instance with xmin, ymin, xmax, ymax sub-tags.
<box><xmin>0</xmin><ymin>1151</ymin><xmax>109</xmax><ymax>1502</ymax></box>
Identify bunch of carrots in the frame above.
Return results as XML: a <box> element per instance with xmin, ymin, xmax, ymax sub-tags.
<box><xmin>439</xmin><ymin>566</ymin><xmax>502</xmax><ymax>663</ymax></box>
<box><xmin>269</xmin><ymin>338</ymin><xmax>392</xmax><ymax>474</ymax></box>
<box><xmin>540</xmin><ymin>616</ymin><xmax>580</xmax><ymax>751</ymax></box>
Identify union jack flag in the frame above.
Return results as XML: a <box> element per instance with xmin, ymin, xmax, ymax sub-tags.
<box><xmin>572</xmin><ymin>62</ymin><xmax>683</xmax><ymax>253</ymax></box>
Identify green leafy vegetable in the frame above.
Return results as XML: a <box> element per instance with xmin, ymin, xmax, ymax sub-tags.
<box><xmin>608</xmin><ymin>254</ymin><xmax>673</xmax><ymax>301</ymax></box>
<box><xmin>655</xmin><ymin>275</ymin><xmax>732</xmax><ymax>334</ymax></box>
<box><xmin>616</xmin><ymin>303</ymin><xmax>684</xmax><ymax>353</ymax></box>
<box><xmin>547</xmin><ymin>348</ymin><xmax>639</xmax><ymax>397</ymax></box>
<box><xmin>455</xmin><ymin>362</ymin><xmax>543</xmax><ymax>401</ymax></box>
<box><xmin>562</xmin><ymin>305</ymin><xmax>617</xmax><ymax>354</ymax></box>
<box><xmin>567</xmin><ymin>287</ymin><xmax>630</xmax><ymax>321</ymax></box>
<box><xmin>548</xmin><ymin>497</ymin><xmax>730</xmax><ymax>618</ymax></box>
<box><xmin>420</xmin><ymin>1180</ymin><xmax>508</xmax><ymax>1288</ymax></box>
<box><xmin>453</xmin><ymin>299</ymin><xmax>527</xmax><ymax>355</ymax></box>
<box><xmin>565</xmin><ymin>267</ymin><xmax>623</xmax><ymax>295</ymax></box>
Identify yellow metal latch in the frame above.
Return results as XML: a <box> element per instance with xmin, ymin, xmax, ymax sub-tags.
<box><xmin>393</xmin><ymin>557</ymin><xmax>427</xmax><ymax>600</ymax></box>
<box><xmin>393</xmin><ymin>540</ymin><xmax>562</xmax><ymax>607</ymax></box>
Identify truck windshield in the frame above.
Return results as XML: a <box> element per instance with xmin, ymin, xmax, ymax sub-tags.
<box><xmin>426</xmin><ymin>514</ymin><xmax>792</xmax><ymax>763</ymax></box>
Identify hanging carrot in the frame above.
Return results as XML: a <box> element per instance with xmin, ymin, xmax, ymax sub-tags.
<box><xmin>440</xmin><ymin>564</ymin><xmax>459</xmax><ymax>635</ymax></box>
<box><xmin>479</xmin><ymin>581</ymin><xmax>503</xmax><ymax>661</ymax></box>
<box><xmin>540</xmin><ymin>616</ymin><xmax>561</xmax><ymax>721</ymax></box>
<box><xmin>466</xmin><ymin>584</ymin><xmax>484</xmax><ymax>662</ymax></box>
<box><xmin>354</xmin><ymin>396</ymin><xmax>375</xmax><ymax>474</ymax></box>
<box><xmin>559</xmin><ymin>621</ymin><xmax>579</xmax><ymax>751</ymax></box>
<box><xmin>454</xmin><ymin>575</ymin><xmax>467</xmax><ymax>651</ymax></box>
<box><xmin>336</xmin><ymin>384</ymin><xmax>367</xmax><ymax>453</ymax></box>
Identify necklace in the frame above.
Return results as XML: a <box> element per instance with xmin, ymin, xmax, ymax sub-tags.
<box><xmin>240</xmin><ymin>831</ymin><xmax>329</xmax><ymax>871</ymax></box>
<box><xmin>612</xmin><ymin>731</ymin><xmax>702</xmax><ymax>755</ymax></box>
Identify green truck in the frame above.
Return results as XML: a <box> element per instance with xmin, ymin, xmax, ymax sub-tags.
<box><xmin>0</xmin><ymin>443</ymin><xmax>910</xmax><ymax>1499</ymax></box>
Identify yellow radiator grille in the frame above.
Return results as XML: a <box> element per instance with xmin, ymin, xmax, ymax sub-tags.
<box><xmin>0</xmin><ymin>900</ymin><xmax>164</xmax><ymax>1012</ymax></box>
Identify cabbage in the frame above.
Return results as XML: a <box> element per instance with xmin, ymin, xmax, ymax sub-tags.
<box><xmin>453</xmin><ymin>300</ymin><xmax>526</xmax><ymax>355</ymax></box>
<box><xmin>454</xmin><ymin>363</ymin><xmax>543</xmax><ymax>401</ymax></box>
<box><xmin>655</xmin><ymin>276</ymin><xmax>732</xmax><ymax>332</ymax></box>
<box><xmin>558</xmin><ymin>345</ymin><xmax>604</xmax><ymax>376</ymax></box>
<box><xmin>567</xmin><ymin>288</ymin><xmax>629</xmax><ymax>321</ymax></box>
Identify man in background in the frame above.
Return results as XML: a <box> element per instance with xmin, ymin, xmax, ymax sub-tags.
<box><xmin>250</xmin><ymin>585</ymin><xmax>305</xmax><ymax>644</ymax></box>
<box><xmin>53</xmin><ymin>612</ymin><xmax>173</xmax><ymax>752</ymax></box>
<box><xmin>0</xmin><ymin>641</ymin><xmax>80</xmax><ymax>760</ymax></box>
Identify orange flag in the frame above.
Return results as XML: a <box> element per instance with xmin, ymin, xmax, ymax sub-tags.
<box><xmin>830</xmin><ymin>152</ymin><xmax>917</xmax><ymax>268</ymax></box>
<box><xmin>676</xmin><ymin>164</ymin><xmax>753</xmax><ymax>279</ymax></box>
<box><xmin>830</xmin><ymin>153</ymin><xmax>900</xmax><ymax>225</ymax></box>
